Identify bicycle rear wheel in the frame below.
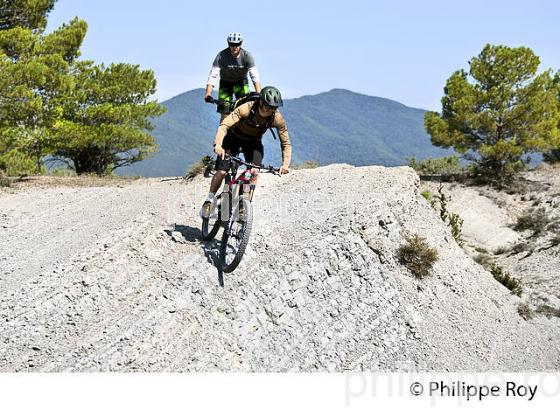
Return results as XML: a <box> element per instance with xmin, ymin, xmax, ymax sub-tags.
<box><xmin>220</xmin><ymin>196</ymin><xmax>253</xmax><ymax>272</ymax></box>
<box><xmin>201</xmin><ymin>195</ymin><xmax>222</xmax><ymax>241</ymax></box>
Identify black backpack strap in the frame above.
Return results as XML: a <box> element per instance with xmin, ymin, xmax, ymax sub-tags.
<box><xmin>249</xmin><ymin>100</ymin><xmax>258</xmax><ymax>119</ymax></box>
<box><xmin>244</xmin><ymin>100</ymin><xmax>277</xmax><ymax>140</ymax></box>
<box><xmin>268</xmin><ymin>112</ymin><xmax>277</xmax><ymax>139</ymax></box>
<box><xmin>233</xmin><ymin>91</ymin><xmax>261</xmax><ymax>110</ymax></box>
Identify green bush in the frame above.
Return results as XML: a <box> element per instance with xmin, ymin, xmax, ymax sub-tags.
<box><xmin>408</xmin><ymin>155</ymin><xmax>464</xmax><ymax>175</ymax></box>
<box><xmin>421</xmin><ymin>190</ymin><xmax>432</xmax><ymax>201</ymax></box>
<box><xmin>421</xmin><ymin>190</ymin><xmax>437</xmax><ymax>208</ymax></box>
<box><xmin>48</xmin><ymin>167</ymin><xmax>77</xmax><ymax>177</ymax></box>
<box><xmin>397</xmin><ymin>235</ymin><xmax>439</xmax><ymax>279</ymax></box>
<box><xmin>490</xmin><ymin>263</ymin><xmax>522</xmax><ymax>296</ymax></box>
<box><xmin>0</xmin><ymin>149</ymin><xmax>38</xmax><ymax>176</ymax></box>
<box><xmin>435</xmin><ymin>186</ymin><xmax>464</xmax><ymax>245</ymax></box>
<box><xmin>184</xmin><ymin>155</ymin><xmax>213</xmax><ymax>181</ymax></box>
<box><xmin>422</xmin><ymin>186</ymin><xmax>464</xmax><ymax>244</ymax></box>
<box><xmin>448</xmin><ymin>213</ymin><xmax>464</xmax><ymax>245</ymax></box>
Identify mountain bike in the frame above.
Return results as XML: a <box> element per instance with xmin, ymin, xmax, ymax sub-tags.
<box><xmin>201</xmin><ymin>154</ymin><xmax>280</xmax><ymax>273</ymax></box>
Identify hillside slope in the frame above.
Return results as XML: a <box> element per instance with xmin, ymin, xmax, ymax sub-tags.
<box><xmin>1</xmin><ymin>166</ymin><xmax>558</xmax><ymax>371</ymax></box>
<box><xmin>120</xmin><ymin>88</ymin><xmax>450</xmax><ymax>177</ymax></box>
<box><xmin>421</xmin><ymin>165</ymin><xmax>560</xmax><ymax>321</ymax></box>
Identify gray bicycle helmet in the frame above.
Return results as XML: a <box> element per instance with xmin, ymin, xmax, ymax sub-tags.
<box><xmin>260</xmin><ymin>86</ymin><xmax>283</xmax><ymax>107</ymax></box>
<box><xmin>227</xmin><ymin>32</ymin><xmax>243</xmax><ymax>44</ymax></box>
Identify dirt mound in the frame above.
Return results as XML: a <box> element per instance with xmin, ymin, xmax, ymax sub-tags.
<box><xmin>1</xmin><ymin>165</ymin><xmax>558</xmax><ymax>371</ymax></box>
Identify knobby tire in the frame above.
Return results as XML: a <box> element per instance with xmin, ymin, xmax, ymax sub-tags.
<box><xmin>201</xmin><ymin>195</ymin><xmax>222</xmax><ymax>241</ymax></box>
<box><xmin>220</xmin><ymin>196</ymin><xmax>253</xmax><ymax>273</ymax></box>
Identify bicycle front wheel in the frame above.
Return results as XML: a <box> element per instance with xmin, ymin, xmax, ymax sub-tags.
<box><xmin>201</xmin><ymin>195</ymin><xmax>222</xmax><ymax>241</ymax></box>
<box><xmin>220</xmin><ymin>196</ymin><xmax>253</xmax><ymax>273</ymax></box>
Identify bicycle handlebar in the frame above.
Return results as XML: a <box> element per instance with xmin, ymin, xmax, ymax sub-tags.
<box><xmin>224</xmin><ymin>154</ymin><xmax>280</xmax><ymax>175</ymax></box>
<box><xmin>205</xmin><ymin>96</ymin><xmax>232</xmax><ymax>109</ymax></box>
<box><xmin>205</xmin><ymin>96</ymin><xmax>219</xmax><ymax>105</ymax></box>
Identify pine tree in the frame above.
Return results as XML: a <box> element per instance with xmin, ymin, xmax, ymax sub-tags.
<box><xmin>425</xmin><ymin>44</ymin><xmax>560</xmax><ymax>186</ymax></box>
<box><xmin>0</xmin><ymin>0</ymin><xmax>57</xmax><ymax>31</ymax></box>
<box><xmin>1</xmin><ymin>1</ymin><xmax>165</xmax><ymax>175</ymax></box>
<box><xmin>0</xmin><ymin>17</ymin><xmax>87</xmax><ymax>174</ymax></box>
<box><xmin>52</xmin><ymin>61</ymin><xmax>166</xmax><ymax>175</ymax></box>
<box><xmin>543</xmin><ymin>72</ymin><xmax>560</xmax><ymax>164</ymax></box>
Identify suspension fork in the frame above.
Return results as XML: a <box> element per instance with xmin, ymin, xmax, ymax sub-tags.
<box><xmin>222</xmin><ymin>173</ymin><xmax>233</xmax><ymax>235</ymax></box>
<box><xmin>248</xmin><ymin>184</ymin><xmax>256</xmax><ymax>202</ymax></box>
<box><xmin>237</xmin><ymin>178</ymin><xmax>253</xmax><ymax>198</ymax></box>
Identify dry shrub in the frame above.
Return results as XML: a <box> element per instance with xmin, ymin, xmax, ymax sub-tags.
<box><xmin>397</xmin><ymin>235</ymin><xmax>439</xmax><ymax>279</ymax></box>
<box><xmin>294</xmin><ymin>160</ymin><xmax>319</xmax><ymax>170</ymax></box>
<box><xmin>185</xmin><ymin>155</ymin><xmax>213</xmax><ymax>181</ymax></box>
<box><xmin>517</xmin><ymin>303</ymin><xmax>533</xmax><ymax>321</ymax></box>
<box><xmin>514</xmin><ymin>208</ymin><xmax>550</xmax><ymax>235</ymax></box>
<box><xmin>0</xmin><ymin>173</ymin><xmax>11</xmax><ymax>187</ymax></box>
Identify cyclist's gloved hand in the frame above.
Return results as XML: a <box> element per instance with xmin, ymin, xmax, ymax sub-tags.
<box><xmin>204</xmin><ymin>95</ymin><xmax>213</xmax><ymax>103</ymax></box>
<box><xmin>279</xmin><ymin>165</ymin><xmax>290</xmax><ymax>175</ymax></box>
<box><xmin>214</xmin><ymin>145</ymin><xmax>225</xmax><ymax>159</ymax></box>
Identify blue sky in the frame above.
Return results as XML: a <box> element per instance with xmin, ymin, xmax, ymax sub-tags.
<box><xmin>47</xmin><ymin>0</ymin><xmax>560</xmax><ymax>110</ymax></box>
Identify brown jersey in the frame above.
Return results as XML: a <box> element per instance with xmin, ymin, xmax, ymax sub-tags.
<box><xmin>214</xmin><ymin>101</ymin><xmax>292</xmax><ymax>168</ymax></box>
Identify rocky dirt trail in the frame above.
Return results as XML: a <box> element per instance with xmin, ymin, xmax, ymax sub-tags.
<box><xmin>1</xmin><ymin>165</ymin><xmax>559</xmax><ymax>372</ymax></box>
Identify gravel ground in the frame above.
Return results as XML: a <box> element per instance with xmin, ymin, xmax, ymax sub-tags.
<box><xmin>1</xmin><ymin>165</ymin><xmax>559</xmax><ymax>372</ymax></box>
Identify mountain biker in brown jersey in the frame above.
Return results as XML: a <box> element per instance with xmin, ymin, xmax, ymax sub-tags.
<box><xmin>204</xmin><ymin>32</ymin><xmax>262</xmax><ymax>123</ymax></box>
<box><xmin>199</xmin><ymin>86</ymin><xmax>291</xmax><ymax>218</ymax></box>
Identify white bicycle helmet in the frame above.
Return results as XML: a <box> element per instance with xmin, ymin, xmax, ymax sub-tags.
<box><xmin>227</xmin><ymin>32</ymin><xmax>243</xmax><ymax>45</ymax></box>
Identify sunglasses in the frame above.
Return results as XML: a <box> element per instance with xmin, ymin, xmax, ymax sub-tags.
<box><xmin>228</xmin><ymin>43</ymin><xmax>242</xmax><ymax>48</ymax></box>
<box><xmin>261</xmin><ymin>103</ymin><xmax>277</xmax><ymax>111</ymax></box>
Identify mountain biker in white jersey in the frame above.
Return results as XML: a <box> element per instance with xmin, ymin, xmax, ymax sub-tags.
<box><xmin>199</xmin><ymin>86</ymin><xmax>291</xmax><ymax>219</ymax></box>
<box><xmin>204</xmin><ymin>32</ymin><xmax>262</xmax><ymax>123</ymax></box>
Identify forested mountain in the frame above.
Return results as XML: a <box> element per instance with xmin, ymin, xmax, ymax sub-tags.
<box><xmin>120</xmin><ymin>88</ymin><xmax>450</xmax><ymax>177</ymax></box>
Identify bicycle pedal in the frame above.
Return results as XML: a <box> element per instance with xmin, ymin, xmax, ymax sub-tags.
<box><xmin>199</xmin><ymin>201</ymin><xmax>213</xmax><ymax>219</ymax></box>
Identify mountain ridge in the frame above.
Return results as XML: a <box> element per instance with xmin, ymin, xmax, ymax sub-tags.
<box><xmin>120</xmin><ymin>88</ymin><xmax>450</xmax><ymax>177</ymax></box>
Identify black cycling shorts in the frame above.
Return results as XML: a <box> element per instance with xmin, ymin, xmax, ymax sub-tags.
<box><xmin>215</xmin><ymin>131</ymin><xmax>264</xmax><ymax>171</ymax></box>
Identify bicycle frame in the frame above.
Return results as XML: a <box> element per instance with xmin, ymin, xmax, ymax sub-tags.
<box><xmin>219</xmin><ymin>155</ymin><xmax>278</xmax><ymax>224</ymax></box>
<box><xmin>220</xmin><ymin>160</ymin><xmax>255</xmax><ymax>226</ymax></box>
<box><xmin>227</xmin><ymin>166</ymin><xmax>252</xmax><ymax>188</ymax></box>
